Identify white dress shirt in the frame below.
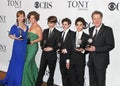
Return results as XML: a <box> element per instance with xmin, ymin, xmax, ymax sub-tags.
<box><xmin>92</xmin><ymin>24</ymin><xmax>102</xmax><ymax>37</ymax></box>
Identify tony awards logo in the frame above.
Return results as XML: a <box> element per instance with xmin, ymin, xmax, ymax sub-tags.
<box><xmin>0</xmin><ymin>15</ymin><xmax>6</xmax><ymax>23</ymax></box>
<box><xmin>67</xmin><ymin>0</ymin><xmax>89</xmax><ymax>10</ymax></box>
<box><xmin>8</xmin><ymin>0</ymin><xmax>22</xmax><ymax>8</ymax></box>
<box><xmin>0</xmin><ymin>44</ymin><xmax>7</xmax><ymax>52</ymax></box>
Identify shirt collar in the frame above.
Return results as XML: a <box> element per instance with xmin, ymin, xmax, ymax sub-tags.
<box><xmin>49</xmin><ymin>28</ymin><xmax>54</xmax><ymax>32</ymax></box>
<box><xmin>63</xmin><ymin>28</ymin><xmax>69</xmax><ymax>34</ymax></box>
<box><xmin>76</xmin><ymin>30</ymin><xmax>83</xmax><ymax>34</ymax></box>
<box><xmin>95</xmin><ymin>24</ymin><xmax>102</xmax><ymax>32</ymax></box>
<box><xmin>76</xmin><ymin>30</ymin><xmax>83</xmax><ymax>39</ymax></box>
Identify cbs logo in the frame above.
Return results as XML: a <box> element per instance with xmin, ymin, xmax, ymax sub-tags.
<box><xmin>108</xmin><ymin>2</ymin><xmax>120</xmax><ymax>11</ymax></box>
<box><xmin>34</xmin><ymin>1</ymin><xmax>52</xmax><ymax>9</ymax></box>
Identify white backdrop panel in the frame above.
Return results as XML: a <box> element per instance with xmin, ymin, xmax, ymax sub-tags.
<box><xmin>0</xmin><ymin>0</ymin><xmax>120</xmax><ymax>86</ymax></box>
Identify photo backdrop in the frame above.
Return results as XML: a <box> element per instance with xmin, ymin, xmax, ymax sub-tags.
<box><xmin>0</xmin><ymin>0</ymin><xmax>120</xmax><ymax>86</ymax></box>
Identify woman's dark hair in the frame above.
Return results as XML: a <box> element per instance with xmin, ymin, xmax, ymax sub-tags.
<box><xmin>27</xmin><ymin>11</ymin><xmax>40</xmax><ymax>21</ymax></box>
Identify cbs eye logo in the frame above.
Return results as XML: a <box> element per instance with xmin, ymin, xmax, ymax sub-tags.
<box><xmin>34</xmin><ymin>1</ymin><xmax>52</xmax><ymax>9</ymax></box>
<box><xmin>108</xmin><ymin>2</ymin><xmax>120</xmax><ymax>11</ymax></box>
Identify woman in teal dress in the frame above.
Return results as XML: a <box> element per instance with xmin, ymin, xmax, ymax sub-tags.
<box><xmin>0</xmin><ymin>10</ymin><xmax>28</xmax><ymax>86</ymax></box>
<box><xmin>22</xmin><ymin>11</ymin><xmax>42</xmax><ymax>86</ymax></box>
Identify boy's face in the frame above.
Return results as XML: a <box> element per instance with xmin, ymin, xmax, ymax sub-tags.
<box><xmin>48</xmin><ymin>22</ymin><xmax>56</xmax><ymax>29</ymax></box>
<box><xmin>62</xmin><ymin>22</ymin><xmax>71</xmax><ymax>30</ymax></box>
<box><xmin>76</xmin><ymin>21</ymin><xmax>84</xmax><ymax>32</ymax></box>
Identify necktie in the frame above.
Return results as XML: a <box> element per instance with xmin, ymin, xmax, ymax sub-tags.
<box><xmin>61</xmin><ymin>31</ymin><xmax>65</xmax><ymax>42</ymax></box>
<box><xmin>49</xmin><ymin>29</ymin><xmax>52</xmax><ymax>38</ymax></box>
<box><xmin>93</xmin><ymin>29</ymin><xmax>98</xmax><ymax>39</ymax></box>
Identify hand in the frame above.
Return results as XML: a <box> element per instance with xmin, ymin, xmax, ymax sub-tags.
<box><xmin>16</xmin><ymin>36</ymin><xmax>23</xmax><ymax>40</ymax></box>
<box><xmin>85</xmin><ymin>45</ymin><xmax>96</xmax><ymax>52</ymax></box>
<box><xmin>10</xmin><ymin>35</ymin><xmax>23</xmax><ymax>40</ymax></box>
<box><xmin>43</xmin><ymin>47</ymin><xmax>53</xmax><ymax>51</ymax></box>
<box><xmin>61</xmin><ymin>49</ymin><xmax>67</xmax><ymax>54</ymax></box>
<box><xmin>75</xmin><ymin>48</ymin><xmax>84</xmax><ymax>52</ymax></box>
<box><xmin>30</xmin><ymin>41</ymin><xmax>34</xmax><ymax>45</ymax></box>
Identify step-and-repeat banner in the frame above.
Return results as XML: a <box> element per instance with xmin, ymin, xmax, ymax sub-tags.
<box><xmin>0</xmin><ymin>0</ymin><xmax>120</xmax><ymax>86</ymax></box>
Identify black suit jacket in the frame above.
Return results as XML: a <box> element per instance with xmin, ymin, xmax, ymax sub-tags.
<box><xmin>70</xmin><ymin>32</ymin><xmax>89</xmax><ymax>65</ymax></box>
<box><xmin>40</xmin><ymin>28</ymin><xmax>60</xmax><ymax>52</ymax></box>
<box><xmin>59</xmin><ymin>29</ymin><xmax>75</xmax><ymax>60</ymax></box>
<box><xmin>88</xmin><ymin>24</ymin><xmax>115</xmax><ymax>69</ymax></box>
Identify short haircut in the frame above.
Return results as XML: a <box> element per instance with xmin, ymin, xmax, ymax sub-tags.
<box><xmin>75</xmin><ymin>17</ymin><xmax>86</xmax><ymax>27</ymax></box>
<box><xmin>48</xmin><ymin>16</ymin><xmax>57</xmax><ymax>23</ymax></box>
<box><xmin>27</xmin><ymin>11</ymin><xmax>40</xmax><ymax>21</ymax></box>
<box><xmin>62</xmin><ymin>18</ymin><xmax>71</xmax><ymax>25</ymax></box>
<box><xmin>91</xmin><ymin>10</ymin><xmax>103</xmax><ymax>18</ymax></box>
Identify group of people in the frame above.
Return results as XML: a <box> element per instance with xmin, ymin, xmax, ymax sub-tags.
<box><xmin>0</xmin><ymin>10</ymin><xmax>114</xmax><ymax>86</ymax></box>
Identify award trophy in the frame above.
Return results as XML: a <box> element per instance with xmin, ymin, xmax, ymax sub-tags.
<box><xmin>18</xmin><ymin>30</ymin><xmax>23</xmax><ymax>39</ymax></box>
<box><xmin>57</xmin><ymin>42</ymin><xmax>61</xmax><ymax>54</ymax></box>
<box><xmin>27</xmin><ymin>34</ymin><xmax>31</xmax><ymax>44</ymax></box>
<box><xmin>76</xmin><ymin>39</ymin><xmax>82</xmax><ymax>49</ymax></box>
<box><xmin>42</xmin><ymin>40</ymin><xmax>47</xmax><ymax>49</ymax></box>
<box><xmin>86</xmin><ymin>38</ymin><xmax>93</xmax><ymax>48</ymax></box>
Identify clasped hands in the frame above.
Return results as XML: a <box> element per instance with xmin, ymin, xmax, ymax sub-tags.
<box><xmin>43</xmin><ymin>47</ymin><xmax>53</xmax><ymax>51</ymax></box>
<box><xmin>85</xmin><ymin>45</ymin><xmax>96</xmax><ymax>52</ymax></box>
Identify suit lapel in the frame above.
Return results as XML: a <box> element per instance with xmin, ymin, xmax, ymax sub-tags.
<box><xmin>45</xmin><ymin>29</ymin><xmax>49</xmax><ymax>40</ymax></box>
<box><xmin>94</xmin><ymin>24</ymin><xmax>105</xmax><ymax>40</ymax></box>
<box><xmin>81</xmin><ymin>32</ymin><xmax>86</xmax><ymax>47</ymax></box>
<box><xmin>73</xmin><ymin>32</ymin><xmax>76</xmax><ymax>48</ymax></box>
<box><xmin>81</xmin><ymin>32</ymin><xmax>85</xmax><ymax>41</ymax></box>
<box><xmin>51</xmin><ymin>28</ymin><xmax>56</xmax><ymax>36</ymax></box>
<box><xmin>64</xmin><ymin>30</ymin><xmax>70</xmax><ymax>42</ymax></box>
<box><xmin>89</xmin><ymin>27</ymin><xmax>94</xmax><ymax>38</ymax></box>
<box><xmin>48</xmin><ymin>28</ymin><xmax>56</xmax><ymax>39</ymax></box>
<box><xmin>90</xmin><ymin>24</ymin><xmax>105</xmax><ymax>40</ymax></box>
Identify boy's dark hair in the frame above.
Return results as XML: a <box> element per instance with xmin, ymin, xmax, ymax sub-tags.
<box><xmin>75</xmin><ymin>17</ymin><xmax>86</xmax><ymax>27</ymax></box>
<box><xmin>62</xmin><ymin>18</ymin><xmax>71</xmax><ymax>25</ymax></box>
<box><xmin>91</xmin><ymin>10</ymin><xmax>103</xmax><ymax>18</ymax></box>
<box><xmin>48</xmin><ymin>16</ymin><xmax>57</xmax><ymax>23</ymax></box>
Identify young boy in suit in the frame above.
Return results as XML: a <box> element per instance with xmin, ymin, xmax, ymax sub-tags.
<box><xmin>35</xmin><ymin>16</ymin><xmax>60</xmax><ymax>86</ymax></box>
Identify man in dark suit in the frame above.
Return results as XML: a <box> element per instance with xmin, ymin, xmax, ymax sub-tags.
<box><xmin>58</xmin><ymin>18</ymin><xmax>74</xmax><ymax>86</ymax></box>
<box><xmin>70</xmin><ymin>17</ymin><xmax>89</xmax><ymax>86</ymax></box>
<box><xmin>86</xmin><ymin>11</ymin><xmax>115</xmax><ymax>86</ymax></box>
<box><xmin>35</xmin><ymin>16</ymin><xmax>60</xmax><ymax>86</ymax></box>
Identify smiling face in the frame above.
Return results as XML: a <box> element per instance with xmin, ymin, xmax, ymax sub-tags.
<box><xmin>48</xmin><ymin>22</ymin><xmax>56</xmax><ymax>29</ymax></box>
<box><xmin>29</xmin><ymin>15</ymin><xmax>37</xmax><ymax>24</ymax></box>
<box><xmin>62</xmin><ymin>21</ymin><xmax>71</xmax><ymax>31</ymax></box>
<box><xmin>92</xmin><ymin>13</ymin><xmax>102</xmax><ymax>28</ymax></box>
<box><xmin>16</xmin><ymin>10</ymin><xmax>25</xmax><ymax>23</ymax></box>
<box><xmin>17</xmin><ymin>14</ymin><xmax>25</xmax><ymax>23</ymax></box>
<box><xmin>75</xmin><ymin>21</ymin><xmax>84</xmax><ymax>32</ymax></box>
